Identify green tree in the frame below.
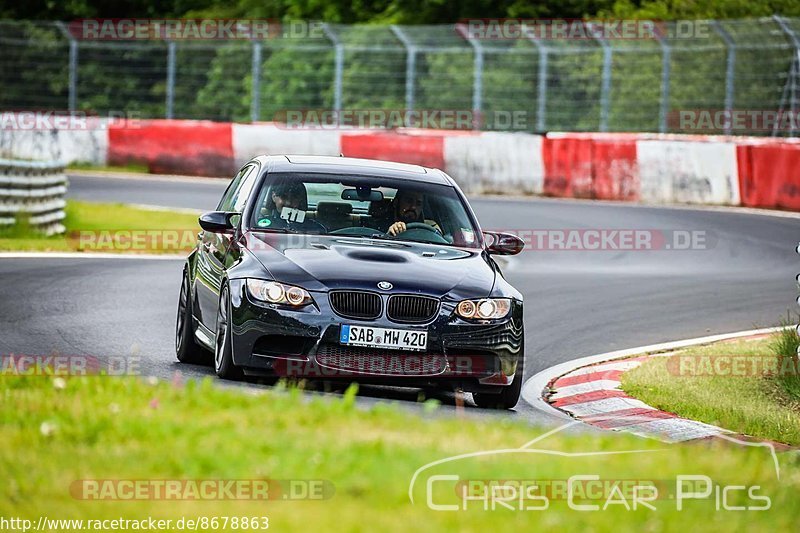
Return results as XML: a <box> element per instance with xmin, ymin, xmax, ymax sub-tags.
<box><xmin>258</xmin><ymin>43</ymin><xmax>335</xmax><ymax>121</ymax></box>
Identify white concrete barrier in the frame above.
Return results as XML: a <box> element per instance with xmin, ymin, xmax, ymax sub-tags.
<box><xmin>0</xmin><ymin>123</ymin><xmax>108</xmax><ymax>165</ymax></box>
<box><xmin>444</xmin><ymin>132</ymin><xmax>544</xmax><ymax>194</ymax></box>
<box><xmin>636</xmin><ymin>140</ymin><xmax>740</xmax><ymax>205</ymax></box>
<box><xmin>232</xmin><ymin>123</ymin><xmax>341</xmax><ymax>167</ymax></box>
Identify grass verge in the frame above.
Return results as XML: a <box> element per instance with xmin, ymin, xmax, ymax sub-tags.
<box><xmin>622</xmin><ymin>328</ymin><xmax>800</xmax><ymax>446</ymax></box>
<box><xmin>1</xmin><ymin>373</ymin><xmax>799</xmax><ymax>530</ymax></box>
<box><xmin>0</xmin><ymin>200</ymin><xmax>199</xmax><ymax>254</ymax></box>
<box><xmin>67</xmin><ymin>162</ymin><xmax>150</xmax><ymax>174</ymax></box>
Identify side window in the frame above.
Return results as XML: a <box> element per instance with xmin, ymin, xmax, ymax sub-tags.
<box><xmin>217</xmin><ymin>166</ymin><xmax>247</xmax><ymax>211</ymax></box>
<box><xmin>217</xmin><ymin>164</ymin><xmax>257</xmax><ymax>211</ymax></box>
<box><xmin>232</xmin><ymin>165</ymin><xmax>260</xmax><ymax>212</ymax></box>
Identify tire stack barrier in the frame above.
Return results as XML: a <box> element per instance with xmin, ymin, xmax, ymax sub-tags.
<box><xmin>0</xmin><ymin>159</ymin><xmax>68</xmax><ymax>235</ymax></box>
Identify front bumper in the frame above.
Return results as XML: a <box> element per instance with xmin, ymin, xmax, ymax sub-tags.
<box><xmin>227</xmin><ymin>279</ymin><xmax>524</xmax><ymax>392</ymax></box>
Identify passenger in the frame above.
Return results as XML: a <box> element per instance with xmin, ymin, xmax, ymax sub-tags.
<box><xmin>258</xmin><ymin>181</ymin><xmax>326</xmax><ymax>232</ymax></box>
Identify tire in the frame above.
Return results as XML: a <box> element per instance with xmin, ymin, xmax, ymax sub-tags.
<box><xmin>176</xmin><ymin>269</ymin><xmax>211</xmax><ymax>365</ymax></box>
<box><xmin>472</xmin><ymin>347</ymin><xmax>524</xmax><ymax>410</ymax></box>
<box><xmin>214</xmin><ymin>284</ymin><xmax>243</xmax><ymax>380</ymax></box>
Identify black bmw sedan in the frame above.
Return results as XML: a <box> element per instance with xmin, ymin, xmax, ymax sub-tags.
<box><xmin>176</xmin><ymin>155</ymin><xmax>526</xmax><ymax>408</ymax></box>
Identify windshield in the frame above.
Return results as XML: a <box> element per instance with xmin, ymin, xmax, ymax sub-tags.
<box><xmin>249</xmin><ymin>172</ymin><xmax>481</xmax><ymax>248</ymax></box>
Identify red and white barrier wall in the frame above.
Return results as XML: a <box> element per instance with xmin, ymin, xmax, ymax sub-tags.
<box><xmin>108</xmin><ymin>119</ymin><xmax>234</xmax><ymax>176</ymax></box>
<box><xmin>738</xmin><ymin>142</ymin><xmax>800</xmax><ymax>210</ymax></box>
<box><xmin>2</xmin><ymin>117</ymin><xmax>799</xmax><ymax>210</ymax></box>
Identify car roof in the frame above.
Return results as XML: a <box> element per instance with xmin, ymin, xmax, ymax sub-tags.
<box><xmin>254</xmin><ymin>155</ymin><xmax>452</xmax><ymax>185</ymax></box>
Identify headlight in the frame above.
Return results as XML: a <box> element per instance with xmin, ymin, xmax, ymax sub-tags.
<box><xmin>246</xmin><ymin>279</ymin><xmax>313</xmax><ymax>307</ymax></box>
<box><xmin>455</xmin><ymin>298</ymin><xmax>511</xmax><ymax>320</ymax></box>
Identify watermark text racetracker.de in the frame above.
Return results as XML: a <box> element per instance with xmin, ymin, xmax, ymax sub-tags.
<box><xmin>68</xmin><ymin>18</ymin><xmax>324</xmax><ymax>40</ymax></box>
<box><xmin>0</xmin><ymin>354</ymin><xmax>140</xmax><ymax>377</ymax></box>
<box><xmin>500</xmin><ymin>229</ymin><xmax>712</xmax><ymax>251</ymax></box>
<box><xmin>1</xmin><ymin>516</ymin><xmax>270</xmax><ymax>532</ymax></box>
<box><xmin>70</xmin><ymin>479</ymin><xmax>333</xmax><ymax>501</ymax></box>
<box><xmin>273</xmin><ymin>109</ymin><xmax>530</xmax><ymax>130</ymax></box>
<box><xmin>670</xmin><ymin>109</ymin><xmax>800</xmax><ymax>133</ymax></box>
<box><xmin>666</xmin><ymin>353</ymin><xmax>800</xmax><ymax>378</ymax></box>
<box><xmin>457</xmin><ymin>18</ymin><xmax>712</xmax><ymax>41</ymax></box>
<box><xmin>68</xmin><ymin>228</ymin><xmax>713</xmax><ymax>253</ymax></box>
<box><xmin>0</xmin><ymin>111</ymin><xmax>142</xmax><ymax>130</ymax></box>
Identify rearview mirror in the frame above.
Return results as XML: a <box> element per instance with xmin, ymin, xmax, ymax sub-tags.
<box><xmin>199</xmin><ymin>211</ymin><xmax>237</xmax><ymax>233</ymax></box>
<box><xmin>342</xmin><ymin>188</ymin><xmax>384</xmax><ymax>202</ymax></box>
<box><xmin>483</xmin><ymin>231</ymin><xmax>525</xmax><ymax>256</ymax></box>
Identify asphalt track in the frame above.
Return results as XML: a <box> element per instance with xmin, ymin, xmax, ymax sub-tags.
<box><xmin>0</xmin><ymin>173</ymin><xmax>797</xmax><ymax>424</ymax></box>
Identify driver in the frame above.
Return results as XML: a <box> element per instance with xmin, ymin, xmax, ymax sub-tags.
<box><xmin>386</xmin><ymin>189</ymin><xmax>441</xmax><ymax>237</ymax></box>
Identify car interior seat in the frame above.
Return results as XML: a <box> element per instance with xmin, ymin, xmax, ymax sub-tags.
<box><xmin>315</xmin><ymin>201</ymin><xmax>354</xmax><ymax>231</ymax></box>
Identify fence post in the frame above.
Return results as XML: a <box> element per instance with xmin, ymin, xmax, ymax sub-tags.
<box><xmin>250</xmin><ymin>41</ymin><xmax>262</xmax><ymax>122</ymax></box>
<box><xmin>461</xmin><ymin>29</ymin><xmax>484</xmax><ymax>129</ymax></box>
<box><xmin>165</xmin><ymin>41</ymin><xmax>176</xmax><ymax>119</ymax></box>
<box><xmin>523</xmin><ymin>27</ymin><xmax>549</xmax><ymax>132</ymax></box>
<box><xmin>322</xmin><ymin>24</ymin><xmax>344</xmax><ymax>114</ymax></box>
<box><xmin>711</xmin><ymin>21</ymin><xmax>736</xmax><ymax>136</ymax></box>
<box><xmin>774</xmin><ymin>15</ymin><xmax>800</xmax><ymax>137</ymax></box>
<box><xmin>588</xmin><ymin>22</ymin><xmax>612</xmax><ymax>132</ymax></box>
<box><xmin>537</xmin><ymin>50</ymin><xmax>549</xmax><ymax>132</ymax></box>
<box><xmin>55</xmin><ymin>22</ymin><xmax>78</xmax><ymax>112</ymax></box>
<box><xmin>654</xmin><ymin>31</ymin><xmax>672</xmax><ymax>133</ymax></box>
<box><xmin>390</xmin><ymin>25</ymin><xmax>416</xmax><ymax>114</ymax></box>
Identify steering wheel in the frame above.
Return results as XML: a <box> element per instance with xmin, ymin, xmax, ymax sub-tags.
<box><xmin>395</xmin><ymin>222</ymin><xmax>448</xmax><ymax>244</ymax></box>
<box><xmin>404</xmin><ymin>222</ymin><xmax>440</xmax><ymax>234</ymax></box>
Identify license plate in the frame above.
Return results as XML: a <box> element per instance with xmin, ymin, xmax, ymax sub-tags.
<box><xmin>340</xmin><ymin>325</ymin><xmax>427</xmax><ymax>352</ymax></box>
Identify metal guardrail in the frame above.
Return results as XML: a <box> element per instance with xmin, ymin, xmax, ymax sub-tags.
<box><xmin>0</xmin><ymin>159</ymin><xmax>68</xmax><ymax>235</ymax></box>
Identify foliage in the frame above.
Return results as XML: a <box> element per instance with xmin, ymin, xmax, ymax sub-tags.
<box><xmin>1</xmin><ymin>4</ymin><xmax>798</xmax><ymax>132</ymax></box>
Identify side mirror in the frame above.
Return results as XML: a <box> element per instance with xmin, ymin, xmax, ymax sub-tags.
<box><xmin>483</xmin><ymin>231</ymin><xmax>525</xmax><ymax>256</ymax></box>
<box><xmin>199</xmin><ymin>211</ymin><xmax>237</xmax><ymax>233</ymax></box>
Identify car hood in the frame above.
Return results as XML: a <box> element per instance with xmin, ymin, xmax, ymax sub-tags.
<box><xmin>244</xmin><ymin>232</ymin><xmax>496</xmax><ymax>299</ymax></box>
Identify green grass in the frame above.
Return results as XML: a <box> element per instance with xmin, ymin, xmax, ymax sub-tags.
<box><xmin>623</xmin><ymin>329</ymin><xmax>800</xmax><ymax>446</ymax></box>
<box><xmin>67</xmin><ymin>162</ymin><xmax>150</xmax><ymax>174</ymax></box>
<box><xmin>770</xmin><ymin>326</ymin><xmax>800</xmax><ymax>400</ymax></box>
<box><xmin>1</xmin><ymin>374</ymin><xmax>799</xmax><ymax>530</ymax></box>
<box><xmin>0</xmin><ymin>200</ymin><xmax>199</xmax><ymax>254</ymax></box>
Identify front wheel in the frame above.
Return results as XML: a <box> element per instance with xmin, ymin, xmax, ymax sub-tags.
<box><xmin>472</xmin><ymin>348</ymin><xmax>524</xmax><ymax>410</ymax></box>
<box><xmin>214</xmin><ymin>284</ymin><xmax>243</xmax><ymax>380</ymax></box>
<box><xmin>176</xmin><ymin>270</ymin><xmax>210</xmax><ymax>365</ymax></box>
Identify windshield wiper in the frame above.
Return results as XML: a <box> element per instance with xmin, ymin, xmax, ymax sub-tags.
<box><xmin>362</xmin><ymin>234</ymin><xmax>415</xmax><ymax>246</ymax></box>
<box><xmin>324</xmin><ymin>233</ymin><xmax>407</xmax><ymax>245</ymax></box>
<box><xmin>368</xmin><ymin>233</ymin><xmax>457</xmax><ymax>248</ymax></box>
